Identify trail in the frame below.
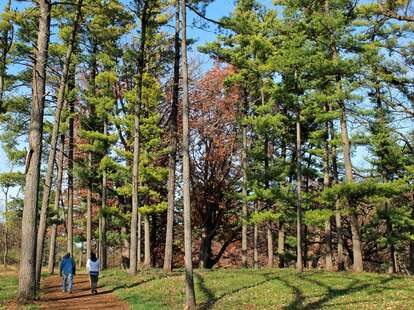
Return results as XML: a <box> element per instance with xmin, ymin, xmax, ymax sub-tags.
<box><xmin>36</xmin><ymin>274</ymin><xmax>129</xmax><ymax>310</ymax></box>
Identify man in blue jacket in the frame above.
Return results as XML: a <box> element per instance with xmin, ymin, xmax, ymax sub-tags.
<box><xmin>60</xmin><ymin>253</ymin><xmax>76</xmax><ymax>293</ymax></box>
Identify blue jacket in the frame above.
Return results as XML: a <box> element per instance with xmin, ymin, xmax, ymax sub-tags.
<box><xmin>60</xmin><ymin>254</ymin><xmax>76</xmax><ymax>275</ymax></box>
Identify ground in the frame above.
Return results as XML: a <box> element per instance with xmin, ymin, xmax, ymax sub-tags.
<box><xmin>2</xmin><ymin>268</ymin><xmax>414</xmax><ymax>309</ymax></box>
<box><xmin>100</xmin><ymin>268</ymin><xmax>414</xmax><ymax>309</ymax></box>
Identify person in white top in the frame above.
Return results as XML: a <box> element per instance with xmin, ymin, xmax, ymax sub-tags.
<box><xmin>86</xmin><ymin>252</ymin><xmax>100</xmax><ymax>294</ymax></box>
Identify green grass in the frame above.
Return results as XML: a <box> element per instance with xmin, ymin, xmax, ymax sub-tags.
<box><xmin>100</xmin><ymin>268</ymin><xmax>414</xmax><ymax>310</ymax></box>
<box><xmin>0</xmin><ymin>272</ymin><xmax>18</xmax><ymax>309</ymax></box>
<box><xmin>0</xmin><ymin>270</ymin><xmax>43</xmax><ymax>310</ymax></box>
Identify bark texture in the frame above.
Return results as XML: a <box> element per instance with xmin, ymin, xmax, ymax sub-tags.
<box><xmin>47</xmin><ymin>134</ymin><xmax>65</xmax><ymax>274</ymax></box>
<box><xmin>35</xmin><ymin>1</ymin><xmax>81</xmax><ymax>284</ymax></box>
<box><xmin>181</xmin><ymin>0</ymin><xmax>196</xmax><ymax>307</ymax></box>
<box><xmin>18</xmin><ymin>0</ymin><xmax>51</xmax><ymax>302</ymax></box>
<box><xmin>129</xmin><ymin>1</ymin><xmax>148</xmax><ymax>275</ymax></box>
<box><xmin>296</xmin><ymin>113</ymin><xmax>303</xmax><ymax>272</ymax></box>
<box><xmin>163</xmin><ymin>0</ymin><xmax>180</xmax><ymax>273</ymax></box>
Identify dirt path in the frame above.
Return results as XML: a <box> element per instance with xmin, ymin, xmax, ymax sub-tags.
<box><xmin>36</xmin><ymin>274</ymin><xmax>130</xmax><ymax>310</ymax></box>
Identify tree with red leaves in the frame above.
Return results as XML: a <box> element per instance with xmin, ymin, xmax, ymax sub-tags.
<box><xmin>189</xmin><ymin>64</ymin><xmax>241</xmax><ymax>269</ymax></box>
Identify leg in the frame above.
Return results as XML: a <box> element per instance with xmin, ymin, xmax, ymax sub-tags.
<box><xmin>62</xmin><ymin>273</ymin><xmax>67</xmax><ymax>292</ymax></box>
<box><xmin>89</xmin><ymin>274</ymin><xmax>94</xmax><ymax>293</ymax></box>
<box><xmin>92</xmin><ymin>275</ymin><xmax>98</xmax><ymax>293</ymax></box>
<box><xmin>95</xmin><ymin>275</ymin><xmax>99</xmax><ymax>293</ymax></box>
<box><xmin>68</xmin><ymin>273</ymin><xmax>73</xmax><ymax>293</ymax></box>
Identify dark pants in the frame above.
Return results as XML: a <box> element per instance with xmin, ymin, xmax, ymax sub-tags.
<box><xmin>90</xmin><ymin>273</ymin><xmax>99</xmax><ymax>292</ymax></box>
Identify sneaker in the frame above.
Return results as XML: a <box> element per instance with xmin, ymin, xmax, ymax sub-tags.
<box><xmin>69</xmin><ymin>290</ymin><xmax>73</xmax><ymax>294</ymax></box>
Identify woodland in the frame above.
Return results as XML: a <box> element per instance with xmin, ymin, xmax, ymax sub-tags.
<box><xmin>1</xmin><ymin>0</ymin><xmax>414</xmax><ymax>309</ymax></box>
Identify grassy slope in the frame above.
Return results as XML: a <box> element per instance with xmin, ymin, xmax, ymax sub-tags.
<box><xmin>101</xmin><ymin>268</ymin><xmax>414</xmax><ymax>310</ymax></box>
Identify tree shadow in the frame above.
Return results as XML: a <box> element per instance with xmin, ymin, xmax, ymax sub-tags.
<box><xmin>273</xmin><ymin>276</ymin><xmax>305</xmax><ymax>310</ymax></box>
<box><xmin>195</xmin><ymin>272</ymin><xmax>280</xmax><ymax>310</ymax></box>
<box><xmin>281</xmin><ymin>273</ymin><xmax>395</xmax><ymax>310</ymax></box>
<box><xmin>104</xmin><ymin>272</ymin><xmax>182</xmax><ymax>294</ymax></box>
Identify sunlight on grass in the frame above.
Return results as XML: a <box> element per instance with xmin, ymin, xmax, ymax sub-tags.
<box><xmin>100</xmin><ymin>268</ymin><xmax>414</xmax><ymax>310</ymax></box>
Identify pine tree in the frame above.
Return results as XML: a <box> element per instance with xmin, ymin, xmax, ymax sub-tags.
<box><xmin>18</xmin><ymin>0</ymin><xmax>51</xmax><ymax>302</ymax></box>
<box><xmin>35</xmin><ymin>0</ymin><xmax>82</xmax><ymax>285</ymax></box>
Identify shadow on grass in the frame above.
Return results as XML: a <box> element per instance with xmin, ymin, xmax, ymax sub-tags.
<box><xmin>104</xmin><ymin>272</ymin><xmax>183</xmax><ymax>294</ymax></box>
<box><xmin>195</xmin><ymin>272</ymin><xmax>281</xmax><ymax>310</ymax></box>
<box><xmin>195</xmin><ymin>270</ymin><xmax>399</xmax><ymax>310</ymax></box>
<box><xmin>281</xmin><ymin>273</ymin><xmax>395</xmax><ymax>310</ymax></box>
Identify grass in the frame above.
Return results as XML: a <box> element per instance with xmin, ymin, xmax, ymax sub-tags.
<box><xmin>0</xmin><ymin>269</ymin><xmax>18</xmax><ymax>309</ymax></box>
<box><xmin>100</xmin><ymin>268</ymin><xmax>414</xmax><ymax>310</ymax></box>
<box><xmin>0</xmin><ymin>268</ymin><xmax>43</xmax><ymax>310</ymax></box>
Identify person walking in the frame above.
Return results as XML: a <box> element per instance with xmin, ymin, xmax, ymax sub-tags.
<box><xmin>86</xmin><ymin>252</ymin><xmax>100</xmax><ymax>294</ymax></box>
<box><xmin>60</xmin><ymin>253</ymin><xmax>76</xmax><ymax>293</ymax></box>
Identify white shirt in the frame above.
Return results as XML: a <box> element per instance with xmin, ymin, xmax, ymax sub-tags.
<box><xmin>86</xmin><ymin>259</ymin><xmax>100</xmax><ymax>273</ymax></box>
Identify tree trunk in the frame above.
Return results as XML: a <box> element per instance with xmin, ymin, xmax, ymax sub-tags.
<box><xmin>386</xmin><ymin>200</ymin><xmax>396</xmax><ymax>274</ymax></box>
<box><xmin>323</xmin><ymin>114</ymin><xmax>333</xmax><ymax>271</ymax></box>
<box><xmin>253</xmin><ymin>203</ymin><xmax>259</xmax><ymax>269</ymax></box>
<box><xmin>163</xmin><ymin>0</ymin><xmax>180</xmax><ymax>273</ymax></box>
<box><xmin>410</xmin><ymin>205</ymin><xmax>414</xmax><ymax>273</ymax></box>
<box><xmin>335</xmin><ymin>200</ymin><xmax>345</xmax><ymax>271</ymax></box>
<box><xmin>181</xmin><ymin>1</ymin><xmax>196</xmax><ymax>307</ymax></box>
<box><xmin>267</xmin><ymin>223</ymin><xmax>273</xmax><ymax>268</ymax></box>
<box><xmin>338</xmin><ymin>99</ymin><xmax>363</xmax><ymax>272</ymax></box>
<box><xmin>35</xmin><ymin>1</ymin><xmax>81</xmax><ymax>285</ymax></box>
<box><xmin>86</xmin><ymin>151</ymin><xmax>92</xmax><ymax>262</ymax></box>
<box><xmin>241</xmin><ymin>96</ymin><xmax>249</xmax><ymax>268</ymax></box>
<box><xmin>67</xmin><ymin>75</ymin><xmax>75</xmax><ymax>257</ymax></box>
<box><xmin>129</xmin><ymin>1</ymin><xmax>148</xmax><ymax>276</ymax></box>
<box><xmin>47</xmin><ymin>134</ymin><xmax>65</xmax><ymax>274</ymax></box>
<box><xmin>330</xmin><ymin>111</ymin><xmax>344</xmax><ymax>271</ymax></box>
<box><xmin>277</xmin><ymin>222</ymin><xmax>285</xmax><ymax>268</ymax></box>
<box><xmin>296</xmin><ymin>111</ymin><xmax>303</xmax><ymax>272</ymax></box>
<box><xmin>199</xmin><ymin>230</ymin><xmax>212</xmax><ymax>269</ymax></box>
<box><xmin>150</xmin><ymin>214</ymin><xmax>157</xmax><ymax>267</ymax></box>
<box><xmin>199</xmin><ymin>227</ymin><xmax>233</xmax><ymax>269</ymax></box>
<box><xmin>324</xmin><ymin>220</ymin><xmax>333</xmax><ymax>271</ymax></box>
<box><xmin>331</xmin><ymin>36</ymin><xmax>362</xmax><ymax>271</ymax></box>
<box><xmin>99</xmin><ymin>120</ymin><xmax>108</xmax><ymax>270</ymax></box>
<box><xmin>3</xmin><ymin>188</ymin><xmax>8</xmax><ymax>267</ymax></box>
<box><xmin>137</xmin><ymin>212</ymin><xmax>142</xmax><ymax>266</ymax></box>
<box><xmin>18</xmin><ymin>0</ymin><xmax>51</xmax><ymax>302</ymax></box>
<box><xmin>0</xmin><ymin>0</ymin><xmax>13</xmax><ymax>112</ymax></box>
<box><xmin>121</xmin><ymin>225</ymin><xmax>130</xmax><ymax>269</ymax></box>
<box><xmin>143</xmin><ymin>214</ymin><xmax>151</xmax><ymax>267</ymax></box>
<box><xmin>86</xmin><ymin>42</ymin><xmax>98</xmax><ymax>267</ymax></box>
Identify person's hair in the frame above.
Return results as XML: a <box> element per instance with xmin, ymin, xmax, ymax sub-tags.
<box><xmin>90</xmin><ymin>252</ymin><xmax>97</xmax><ymax>260</ymax></box>
<box><xmin>65</xmin><ymin>252</ymin><xmax>70</xmax><ymax>258</ymax></box>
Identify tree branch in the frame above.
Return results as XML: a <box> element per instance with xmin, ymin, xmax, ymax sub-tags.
<box><xmin>186</xmin><ymin>4</ymin><xmax>226</xmax><ymax>27</ymax></box>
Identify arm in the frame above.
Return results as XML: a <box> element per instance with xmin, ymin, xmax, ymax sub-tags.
<box><xmin>60</xmin><ymin>260</ymin><xmax>63</xmax><ymax>276</ymax></box>
<box><xmin>72</xmin><ymin>258</ymin><xmax>76</xmax><ymax>275</ymax></box>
